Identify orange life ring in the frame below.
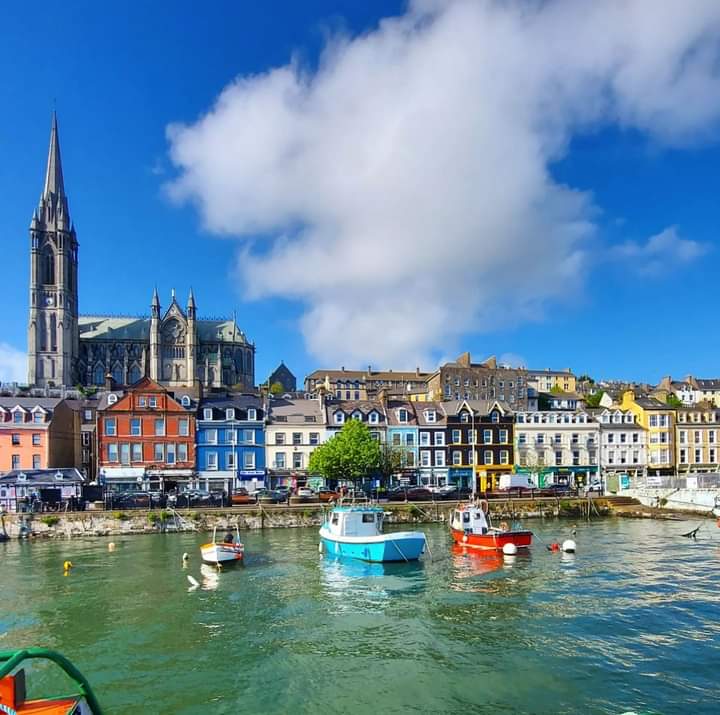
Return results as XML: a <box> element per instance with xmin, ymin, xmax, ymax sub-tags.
<box><xmin>462</xmin><ymin>534</ymin><xmax>468</xmax><ymax>543</ymax></box>
<box><xmin>499</xmin><ymin>521</ymin><xmax>509</xmax><ymax>532</ymax></box>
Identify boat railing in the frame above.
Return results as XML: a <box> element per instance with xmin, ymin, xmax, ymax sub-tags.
<box><xmin>0</xmin><ymin>648</ymin><xmax>103</xmax><ymax>714</ymax></box>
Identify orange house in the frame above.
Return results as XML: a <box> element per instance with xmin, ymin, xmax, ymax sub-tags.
<box><xmin>0</xmin><ymin>398</ymin><xmax>77</xmax><ymax>472</ymax></box>
<box><xmin>97</xmin><ymin>377</ymin><xmax>196</xmax><ymax>491</ymax></box>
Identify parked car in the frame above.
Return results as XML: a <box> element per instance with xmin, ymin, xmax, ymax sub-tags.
<box><xmin>542</xmin><ymin>483</ymin><xmax>573</xmax><ymax>496</ymax></box>
<box><xmin>169</xmin><ymin>489</ymin><xmax>220</xmax><ymax>508</ymax></box>
<box><xmin>435</xmin><ymin>486</ymin><xmax>472</xmax><ymax>501</ymax></box>
<box><xmin>108</xmin><ymin>491</ymin><xmax>151</xmax><ymax>509</ymax></box>
<box><xmin>256</xmin><ymin>489</ymin><xmax>287</xmax><ymax>504</ymax></box>
<box><xmin>231</xmin><ymin>488</ymin><xmax>256</xmax><ymax>505</ymax></box>
<box><xmin>583</xmin><ymin>481</ymin><xmax>604</xmax><ymax>495</ymax></box>
<box><xmin>318</xmin><ymin>488</ymin><xmax>340</xmax><ymax>503</ymax></box>
<box><xmin>296</xmin><ymin>487</ymin><xmax>315</xmax><ymax>498</ymax></box>
<box><xmin>387</xmin><ymin>486</ymin><xmax>433</xmax><ymax>502</ymax></box>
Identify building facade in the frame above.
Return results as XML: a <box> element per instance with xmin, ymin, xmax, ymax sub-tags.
<box><xmin>416</xmin><ymin>403</ymin><xmax>449</xmax><ymax>487</ymax></box>
<box><xmin>0</xmin><ymin>397</ymin><xmax>77</xmax><ymax>473</ymax></box>
<box><xmin>592</xmin><ymin>408</ymin><xmax>647</xmax><ymax>479</ymax></box>
<box><xmin>266</xmin><ymin>362</ymin><xmax>297</xmax><ymax>393</ymax></box>
<box><xmin>385</xmin><ymin>400</ymin><xmax>419</xmax><ymax>479</ymax></box>
<box><xmin>97</xmin><ymin>377</ymin><xmax>196</xmax><ymax>491</ymax></box>
<box><xmin>27</xmin><ymin>115</ymin><xmax>255</xmax><ymax>390</ymax></box>
<box><xmin>676</xmin><ymin>407</ymin><xmax>720</xmax><ymax>472</ymax></box>
<box><xmin>265</xmin><ymin>397</ymin><xmax>327</xmax><ymax>487</ymax></box>
<box><xmin>528</xmin><ymin>369</ymin><xmax>577</xmax><ymax>394</ymax></box>
<box><xmin>515</xmin><ymin>410</ymin><xmax>599</xmax><ymax>487</ymax></box>
<box><xmin>620</xmin><ymin>391</ymin><xmax>675</xmax><ymax>474</ymax></box>
<box><xmin>305</xmin><ymin>367</ymin><xmax>430</xmax><ymax>400</ymax></box>
<box><xmin>196</xmin><ymin>395</ymin><xmax>266</xmax><ymax>493</ymax></box>
<box><xmin>425</xmin><ymin>353</ymin><xmax>534</xmax><ymax>410</ymax></box>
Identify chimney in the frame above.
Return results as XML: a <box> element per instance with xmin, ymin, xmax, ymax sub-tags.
<box><xmin>104</xmin><ymin>372</ymin><xmax>114</xmax><ymax>391</ymax></box>
<box><xmin>416</xmin><ymin>366</ymin><xmax>420</xmax><ymax>377</ymax></box>
<box><xmin>367</xmin><ymin>365</ymin><xmax>372</xmax><ymax>376</ymax></box>
<box><xmin>341</xmin><ymin>366</ymin><xmax>345</xmax><ymax>372</ymax></box>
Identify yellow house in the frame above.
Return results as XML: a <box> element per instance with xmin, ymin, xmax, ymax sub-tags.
<box><xmin>620</xmin><ymin>391</ymin><xmax>675</xmax><ymax>473</ymax></box>
<box><xmin>528</xmin><ymin>369</ymin><xmax>577</xmax><ymax>394</ymax></box>
<box><xmin>675</xmin><ymin>407</ymin><xmax>720</xmax><ymax>472</ymax></box>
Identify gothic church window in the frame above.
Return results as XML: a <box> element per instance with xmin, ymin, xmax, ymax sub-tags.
<box><xmin>93</xmin><ymin>364</ymin><xmax>105</xmax><ymax>386</ymax></box>
<box><xmin>42</xmin><ymin>246</ymin><xmax>55</xmax><ymax>285</ymax></box>
<box><xmin>128</xmin><ymin>364</ymin><xmax>142</xmax><ymax>384</ymax></box>
<box><xmin>50</xmin><ymin>315</ymin><xmax>57</xmax><ymax>352</ymax></box>
<box><xmin>112</xmin><ymin>363</ymin><xmax>123</xmax><ymax>385</ymax></box>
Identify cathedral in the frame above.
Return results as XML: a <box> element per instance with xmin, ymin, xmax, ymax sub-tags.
<box><xmin>27</xmin><ymin>115</ymin><xmax>255</xmax><ymax>390</ymax></box>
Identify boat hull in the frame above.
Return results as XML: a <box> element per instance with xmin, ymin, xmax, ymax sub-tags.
<box><xmin>319</xmin><ymin>527</ymin><xmax>426</xmax><ymax>562</ymax></box>
<box><xmin>200</xmin><ymin>542</ymin><xmax>244</xmax><ymax>565</ymax></box>
<box><xmin>451</xmin><ymin>528</ymin><xmax>532</xmax><ymax>551</ymax></box>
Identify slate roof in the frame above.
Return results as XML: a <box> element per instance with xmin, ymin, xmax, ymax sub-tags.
<box><xmin>0</xmin><ymin>468</ymin><xmax>84</xmax><ymax>484</ymax></box>
<box><xmin>0</xmin><ymin>396</ymin><xmax>63</xmax><ymax>412</ymax></box>
<box><xmin>443</xmin><ymin>399</ymin><xmax>513</xmax><ymax>416</ymax></box>
<box><xmin>78</xmin><ymin>316</ymin><xmax>250</xmax><ymax>344</ymax></box>
<box><xmin>267</xmin><ymin>397</ymin><xmax>325</xmax><ymax>425</ymax></box>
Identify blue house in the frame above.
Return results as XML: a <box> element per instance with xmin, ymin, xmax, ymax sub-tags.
<box><xmin>386</xmin><ymin>400</ymin><xmax>419</xmax><ymax>484</ymax></box>
<box><xmin>196</xmin><ymin>395</ymin><xmax>266</xmax><ymax>493</ymax></box>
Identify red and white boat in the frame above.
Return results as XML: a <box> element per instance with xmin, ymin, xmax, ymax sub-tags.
<box><xmin>450</xmin><ymin>500</ymin><xmax>532</xmax><ymax>551</ymax></box>
<box><xmin>200</xmin><ymin>525</ymin><xmax>244</xmax><ymax>566</ymax></box>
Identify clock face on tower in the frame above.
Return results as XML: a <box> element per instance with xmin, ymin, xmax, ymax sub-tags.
<box><xmin>45</xmin><ymin>296</ymin><xmax>54</xmax><ymax>306</ymax></box>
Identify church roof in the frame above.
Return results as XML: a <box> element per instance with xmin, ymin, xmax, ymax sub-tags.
<box><xmin>78</xmin><ymin>315</ymin><xmax>251</xmax><ymax>345</ymax></box>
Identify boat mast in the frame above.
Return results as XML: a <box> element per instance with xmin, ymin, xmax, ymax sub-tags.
<box><xmin>471</xmin><ymin>405</ymin><xmax>477</xmax><ymax>501</ymax></box>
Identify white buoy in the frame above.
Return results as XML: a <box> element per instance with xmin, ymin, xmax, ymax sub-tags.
<box><xmin>562</xmin><ymin>539</ymin><xmax>576</xmax><ymax>553</ymax></box>
<box><xmin>182</xmin><ymin>552</ymin><xmax>189</xmax><ymax>562</ymax></box>
<box><xmin>187</xmin><ymin>575</ymin><xmax>199</xmax><ymax>588</ymax></box>
<box><xmin>502</xmin><ymin>542</ymin><xmax>518</xmax><ymax>556</ymax></box>
<box><xmin>108</xmin><ymin>542</ymin><xmax>116</xmax><ymax>551</ymax></box>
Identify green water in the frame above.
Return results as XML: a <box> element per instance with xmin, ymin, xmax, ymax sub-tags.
<box><xmin>2</xmin><ymin>518</ymin><xmax>719</xmax><ymax>714</ymax></box>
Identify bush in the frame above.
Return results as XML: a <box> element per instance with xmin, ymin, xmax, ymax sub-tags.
<box><xmin>40</xmin><ymin>515</ymin><xmax>60</xmax><ymax>527</ymax></box>
<box><xmin>190</xmin><ymin>512</ymin><xmax>202</xmax><ymax>521</ymax></box>
<box><xmin>147</xmin><ymin>512</ymin><xmax>160</xmax><ymax>524</ymax></box>
<box><xmin>113</xmin><ymin>511</ymin><xmax>129</xmax><ymax>521</ymax></box>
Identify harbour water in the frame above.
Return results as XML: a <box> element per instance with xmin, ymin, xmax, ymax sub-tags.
<box><xmin>2</xmin><ymin>518</ymin><xmax>719</xmax><ymax>714</ymax></box>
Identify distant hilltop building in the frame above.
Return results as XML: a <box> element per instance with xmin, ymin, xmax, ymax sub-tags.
<box><xmin>304</xmin><ymin>366</ymin><xmax>430</xmax><ymax>399</ymax></box>
<box><xmin>26</xmin><ymin>114</ymin><xmax>255</xmax><ymax>390</ymax></box>
<box><xmin>266</xmin><ymin>361</ymin><xmax>297</xmax><ymax>393</ymax></box>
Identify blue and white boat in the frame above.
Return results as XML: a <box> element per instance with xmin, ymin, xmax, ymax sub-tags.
<box><xmin>319</xmin><ymin>505</ymin><xmax>426</xmax><ymax>562</ymax></box>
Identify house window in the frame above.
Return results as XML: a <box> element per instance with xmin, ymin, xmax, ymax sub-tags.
<box><xmin>434</xmin><ymin>450</ymin><xmax>445</xmax><ymax>467</ymax></box>
<box><xmin>154</xmin><ymin>443</ymin><xmax>164</xmax><ymax>461</ymax></box>
<box><xmin>491</xmin><ymin>412</ymin><xmax>500</xmax><ymax>423</ymax></box>
<box><xmin>571</xmin><ymin>433</ymin><xmax>579</xmax><ymax>445</ymax></box>
<box><xmin>275</xmin><ymin>433</ymin><xmax>285</xmax><ymax>445</ymax></box>
<box><xmin>13</xmin><ymin>411</ymin><xmax>24</xmax><ymax>424</ymax></box>
<box><xmin>710</xmin><ymin>448</ymin><xmax>716</xmax><ymax>463</ymax></box>
<box><xmin>33</xmin><ymin>412</ymin><xmax>44</xmax><ymax>424</ymax></box>
<box><xmin>309</xmin><ymin>432</ymin><xmax>319</xmax><ymax>446</ymax></box>
<box><xmin>120</xmin><ymin>443</ymin><xmax>130</xmax><ymax>465</ymax></box>
<box><xmin>499</xmin><ymin>429</ymin><xmax>508</xmax><ymax>443</ymax></box>
<box><xmin>483</xmin><ymin>450</ymin><xmax>492</xmax><ymax>465</ymax></box>
<box><xmin>406</xmin><ymin>433</ymin><xmax>415</xmax><ymax>446</ymax></box>
<box><xmin>131</xmin><ymin>443</ymin><xmax>142</xmax><ymax>462</ymax></box>
<box><xmin>420</xmin><ymin>432</ymin><xmax>430</xmax><ymax>447</ymax></box>
<box><xmin>11</xmin><ymin>454</ymin><xmax>20</xmax><ymax>469</ymax></box>
<box><xmin>32</xmin><ymin>455</ymin><xmax>41</xmax><ymax>469</ymax></box>
<box><xmin>352</xmin><ymin>411</ymin><xmax>362</xmax><ymax>421</ymax></box>
<box><xmin>11</xmin><ymin>434</ymin><xmax>20</xmax><ymax>446</ymax></box>
<box><xmin>392</xmin><ymin>433</ymin><xmax>401</xmax><ymax>446</ymax></box>
<box><xmin>293</xmin><ymin>453</ymin><xmax>303</xmax><ymax>469</ymax></box>
<box><xmin>554</xmin><ymin>433</ymin><xmax>562</xmax><ymax>445</ymax></box>
<box><xmin>398</xmin><ymin>409</ymin><xmax>408</xmax><ymax>423</ymax></box>
<box><xmin>452</xmin><ymin>429</ymin><xmax>461</xmax><ymax>443</ymax></box>
<box><xmin>453</xmin><ymin>450</ymin><xmax>462</xmax><ymax>465</ymax></box>
<box><xmin>245</xmin><ymin>452</ymin><xmax>256</xmax><ymax>470</ymax></box>
<box><xmin>483</xmin><ymin>429</ymin><xmax>492</xmax><ymax>444</ymax></box>
<box><xmin>679</xmin><ymin>448</ymin><xmax>687</xmax><ymax>464</ymax></box>
<box><xmin>632</xmin><ymin>450</ymin><xmax>639</xmax><ymax>464</ymax></box>
<box><xmin>695</xmin><ymin>449</ymin><xmax>702</xmax><ymax>464</ymax></box>
<box><xmin>206</xmin><ymin>428</ymin><xmax>217</xmax><ymax>444</ymax></box>
<box><xmin>178</xmin><ymin>418</ymin><xmax>189</xmax><ymax>437</ymax></box>
<box><xmin>500</xmin><ymin>450</ymin><xmax>509</xmax><ymax>465</ymax></box>
<box><xmin>166</xmin><ymin>443</ymin><xmax>176</xmax><ymax>464</ymax></box>
<box><xmin>149</xmin><ymin>397</ymin><xmax>157</xmax><ymax>408</ymax></box>
<box><xmin>620</xmin><ymin>433</ymin><xmax>627</xmax><ymax>444</ymax></box>
<box><xmin>130</xmin><ymin>418</ymin><xmax>142</xmax><ymax>436</ymax></box>
<box><xmin>334</xmin><ymin>412</ymin><xmax>345</xmax><ymax>425</ymax></box>
<box><xmin>176</xmin><ymin>442</ymin><xmax>187</xmax><ymax>462</ymax></box>
<box><xmin>275</xmin><ymin>452</ymin><xmax>286</xmax><ymax>469</ymax></box>
<box><xmin>572</xmin><ymin>450</ymin><xmax>580</xmax><ymax>466</ymax></box>
<box><xmin>181</xmin><ymin>395</ymin><xmax>191</xmax><ymax>408</ymax></box>
<box><xmin>139</xmin><ymin>397</ymin><xmax>147</xmax><ymax>407</ymax></box>
<box><xmin>227</xmin><ymin>453</ymin><xmax>236</xmax><ymax>470</ymax></box>
<box><xmin>104</xmin><ymin>418</ymin><xmax>116</xmax><ymax>436</ymax></box>
<box><xmin>460</xmin><ymin>412</ymin><xmax>469</xmax><ymax>423</ymax></box>
<box><xmin>227</xmin><ymin>428</ymin><xmax>237</xmax><ymax>444</ymax></box>
<box><xmin>425</xmin><ymin>411</ymin><xmax>436</xmax><ymax>423</ymax></box>
<box><xmin>555</xmin><ymin>450</ymin><xmax>562</xmax><ymax>466</ymax></box>
<box><xmin>292</xmin><ymin>432</ymin><xmax>302</xmax><ymax>445</ymax></box>
<box><xmin>154</xmin><ymin>419</ymin><xmax>165</xmax><ymax>436</ymax></box>
<box><xmin>83</xmin><ymin>409</ymin><xmax>92</xmax><ymax>421</ymax></box>
<box><xmin>434</xmin><ymin>432</ymin><xmax>445</xmax><ymax>446</ymax></box>
<box><xmin>405</xmin><ymin>452</ymin><xmax>415</xmax><ymax>467</ymax></box>
<box><xmin>244</xmin><ymin>429</ymin><xmax>255</xmax><ymax>444</ymax></box>
<box><xmin>206</xmin><ymin>452</ymin><xmax>218</xmax><ymax>470</ymax></box>
<box><xmin>203</xmin><ymin>408</ymin><xmax>213</xmax><ymax>420</ymax></box>
<box><xmin>420</xmin><ymin>451</ymin><xmax>431</xmax><ymax>467</ymax></box>
<box><xmin>537</xmin><ymin>434</ymin><xmax>545</xmax><ymax>445</ymax></box>
<box><xmin>369</xmin><ymin>412</ymin><xmax>379</xmax><ymax>424</ymax></box>
<box><xmin>518</xmin><ymin>433</ymin><xmax>527</xmax><ymax>445</ymax></box>
<box><xmin>248</xmin><ymin>409</ymin><xmax>257</xmax><ymax>421</ymax></box>
<box><xmin>226</xmin><ymin>408</ymin><xmax>235</xmax><ymax>420</ymax></box>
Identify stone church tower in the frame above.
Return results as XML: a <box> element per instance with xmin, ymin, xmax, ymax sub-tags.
<box><xmin>27</xmin><ymin>113</ymin><xmax>79</xmax><ymax>387</ymax></box>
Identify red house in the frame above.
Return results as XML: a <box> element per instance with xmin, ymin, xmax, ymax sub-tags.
<box><xmin>97</xmin><ymin>377</ymin><xmax>196</xmax><ymax>492</ymax></box>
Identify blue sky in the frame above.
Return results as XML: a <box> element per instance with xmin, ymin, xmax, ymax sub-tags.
<box><xmin>1</xmin><ymin>0</ymin><xmax>719</xmax><ymax>386</ymax></box>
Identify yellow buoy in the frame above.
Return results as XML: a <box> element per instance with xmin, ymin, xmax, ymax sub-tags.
<box><xmin>63</xmin><ymin>560</ymin><xmax>73</xmax><ymax>571</ymax></box>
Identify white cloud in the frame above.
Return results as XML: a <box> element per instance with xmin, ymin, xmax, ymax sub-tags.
<box><xmin>166</xmin><ymin>0</ymin><xmax>720</xmax><ymax>367</ymax></box>
<box><xmin>613</xmin><ymin>226</ymin><xmax>710</xmax><ymax>275</ymax></box>
<box><xmin>0</xmin><ymin>343</ymin><xmax>26</xmax><ymax>384</ymax></box>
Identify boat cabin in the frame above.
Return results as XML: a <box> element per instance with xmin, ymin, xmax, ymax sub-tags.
<box><xmin>326</xmin><ymin>507</ymin><xmax>384</xmax><ymax>538</ymax></box>
<box><xmin>451</xmin><ymin>504</ymin><xmax>492</xmax><ymax>534</ymax></box>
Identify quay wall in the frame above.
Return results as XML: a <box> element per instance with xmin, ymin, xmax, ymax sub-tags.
<box><xmin>621</xmin><ymin>488</ymin><xmax>720</xmax><ymax>515</ymax></box>
<box><xmin>0</xmin><ymin>498</ymin><xmax>609</xmax><ymax>539</ymax></box>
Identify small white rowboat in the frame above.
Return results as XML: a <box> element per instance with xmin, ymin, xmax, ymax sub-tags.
<box><xmin>200</xmin><ymin>525</ymin><xmax>244</xmax><ymax>565</ymax></box>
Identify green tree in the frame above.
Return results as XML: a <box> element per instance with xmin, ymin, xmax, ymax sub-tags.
<box><xmin>549</xmin><ymin>384</ymin><xmax>565</xmax><ymax>395</ymax></box>
<box><xmin>308</xmin><ymin>420</ymin><xmax>382</xmax><ymax>482</ymax></box>
<box><xmin>269</xmin><ymin>381</ymin><xmax>285</xmax><ymax>396</ymax></box>
<box><xmin>377</xmin><ymin>442</ymin><xmax>404</xmax><ymax>481</ymax></box>
<box><xmin>666</xmin><ymin>394</ymin><xmax>683</xmax><ymax>408</ymax></box>
<box><xmin>585</xmin><ymin>391</ymin><xmax>604</xmax><ymax>408</ymax></box>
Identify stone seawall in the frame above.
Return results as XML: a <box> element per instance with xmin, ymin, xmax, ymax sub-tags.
<box><xmin>1</xmin><ymin>498</ymin><xmax>611</xmax><ymax>539</ymax></box>
<box><xmin>620</xmin><ymin>488</ymin><xmax>720</xmax><ymax>516</ymax></box>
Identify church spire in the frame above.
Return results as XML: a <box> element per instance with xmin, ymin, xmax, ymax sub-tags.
<box><xmin>43</xmin><ymin>112</ymin><xmax>66</xmax><ymax>201</ymax></box>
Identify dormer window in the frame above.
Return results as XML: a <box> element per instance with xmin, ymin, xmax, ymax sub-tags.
<box><xmin>203</xmin><ymin>408</ymin><xmax>213</xmax><ymax>421</ymax></box>
<box><xmin>398</xmin><ymin>409</ymin><xmax>408</xmax><ymax>423</ymax></box>
<box><xmin>33</xmin><ymin>412</ymin><xmax>45</xmax><ymax>424</ymax></box>
<box><xmin>226</xmin><ymin>408</ymin><xmax>235</xmax><ymax>420</ymax></box>
<box><xmin>181</xmin><ymin>395</ymin><xmax>191</xmax><ymax>408</ymax></box>
<box><xmin>13</xmin><ymin>410</ymin><xmax>24</xmax><ymax>424</ymax></box>
<box><xmin>352</xmin><ymin>411</ymin><xmax>363</xmax><ymax>421</ymax></box>
<box><xmin>248</xmin><ymin>408</ymin><xmax>257</xmax><ymax>421</ymax></box>
<box><xmin>425</xmin><ymin>410</ymin><xmax>436</xmax><ymax>423</ymax></box>
<box><xmin>334</xmin><ymin>412</ymin><xmax>345</xmax><ymax>425</ymax></box>
<box><xmin>149</xmin><ymin>396</ymin><xmax>157</xmax><ymax>408</ymax></box>
<box><xmin>491</xmin><ymin>411</ymin><xmax>500</xmax><ymax>423</ymax></box>
<box><xmin>369</xmin><ymin>411</ymin><xmax>379</xmax><ymax>424</ymax></box>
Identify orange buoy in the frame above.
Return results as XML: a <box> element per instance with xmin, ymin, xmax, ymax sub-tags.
<box><xmin>550</xmin><ymin>542</ymin><xmax>560</xmax><ymax>552</ymax></box>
